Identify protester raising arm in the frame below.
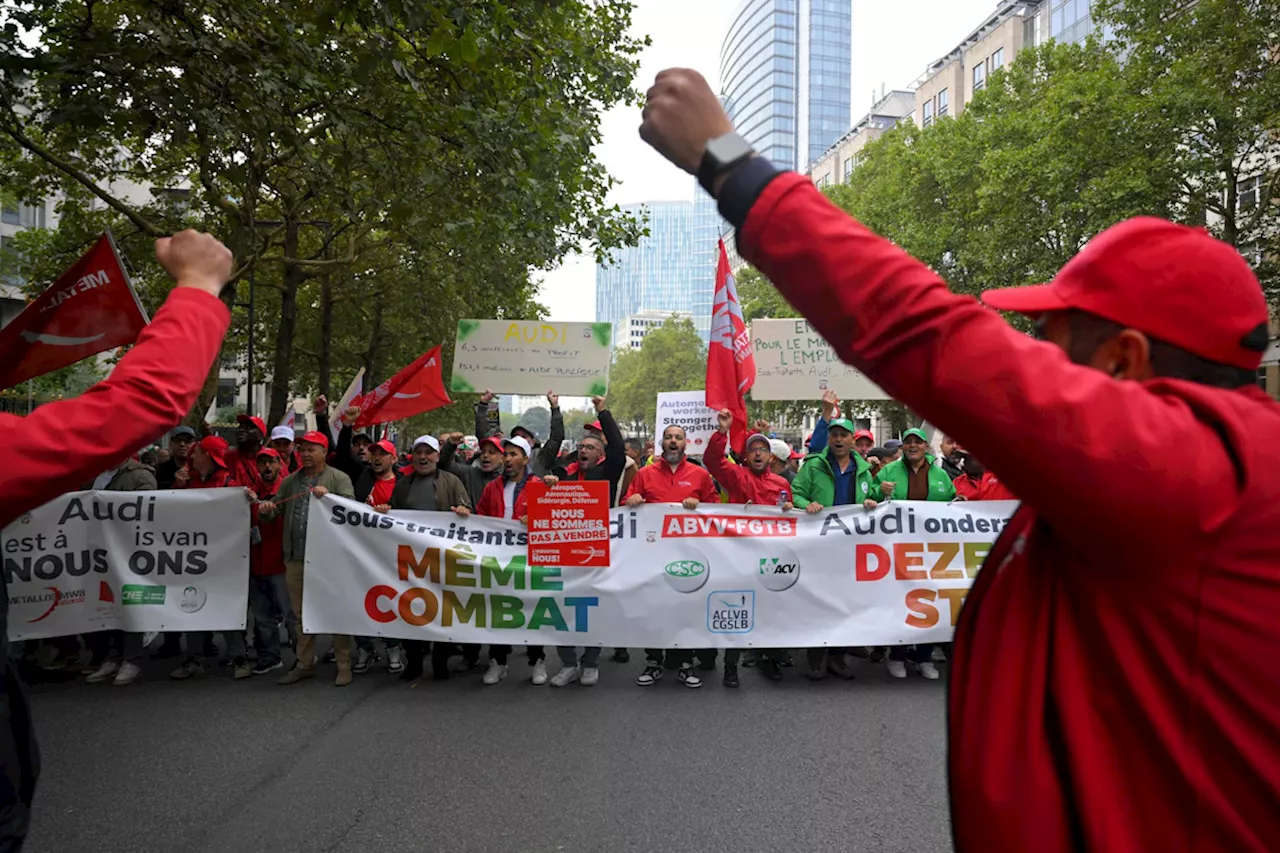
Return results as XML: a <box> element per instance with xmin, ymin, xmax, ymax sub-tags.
<box><xmin>0</xmin><ymin>231</ymin><xmax>232</xmax><ymax>528</ymax></box>
<box><xmin>539</xmin><ymin>390</ymin><xmax>565</xmax><ymax>473</ymax></box>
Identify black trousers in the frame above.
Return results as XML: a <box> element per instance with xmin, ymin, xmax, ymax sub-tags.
<box><xmin>403</xmin><ymin>640</ymin><xmax>454</xmax><ymax>678</ymax></box>
<box><xmin>488</xmin><ymin>645</ymin><xmax>544</xmax><ymax>666</ymax></box>
<box><xmin>643</xmin><ymin>649</ymin><xmax>691</xmax><ymax>667</ymax></box>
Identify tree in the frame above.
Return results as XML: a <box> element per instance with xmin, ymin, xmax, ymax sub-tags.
<box><xmin>514</xmin><ymin>406</ymin><xmax>552</xmax><ymax>442</ymax></box>
<box><xmin>607</xmin><ymin>317</ymin><xmax>707</xmax><ymax>432</ymax></box>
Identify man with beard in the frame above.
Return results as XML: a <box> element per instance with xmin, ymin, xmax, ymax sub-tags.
<box><xmin>625</xmin><ymin>425</ymin><xmax>718</xmax><ymax>688</ymax></box>
<box><xmin>937</xmin><ymin>435</ymin><xmax>965</xmax><ymax>479</ymax></box>
<box><xmin>269</xmin><ymin>426</ymin><xmax>302</xmax><ymax>473</ymax></box>
<box><xmin>768</xmin><ymin>439</ymin><xmax>795</xmax><ymax>483</ymax></box>
<box><xmin>541</xmin><ymin>396</ymin><xmax>625</xmax><ymax>687</ymax></box>
<box><xmin>382</xmin><ymin>435</ymin><xmax>471</xmax><ymax>682</ymax></box>
<box><xmin>224</xmin><ymin>414</ymin><xmax>266</xmax><ymax>493</ymax></box>
<box><xmin>248</xmin><ymin>449</ymin><xmax>293</xmax><ymax>676</ymax></box>
<box><xmin>441</xmin><ymin>432</ymin><xmax>504</xmax><ymax>508</ymax></box>
<box><xmin>474</xmin><ymin>437</ymin><xmax>551</xmax><ymax>685</ymax></box>
<box><xmin>155</xmin><ymin>426</ymin><xmax>197</xmax><ymax>489</ymax></box>
<box><xmin>705</xmin><ymin>410</ymin><xmax>794</xmax><ymax>687</ymax></box>
<box><xmin>350</xmin><ymin>440</ymin><xmax>407</xmax><ymax>674</ymax></box>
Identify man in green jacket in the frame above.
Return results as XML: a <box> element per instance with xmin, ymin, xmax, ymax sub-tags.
<box><xmin>874</xmin><ymin>427</ymin><xmax>952</xmax><ymax>680</ymax></box>
<box><xmin>791</xmin><ymin>418</ymin><xmax>879</xmax><ymax>681</ymax></box>
<box><xmin>258</xmin><ymin>431</ymin><xmax>356</xmax><ymax>687</ymax></box>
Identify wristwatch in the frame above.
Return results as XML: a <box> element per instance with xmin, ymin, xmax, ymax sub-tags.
<box><xmin>697</xmin><ymin>132</ymin><xmax>756</xmax><ymax>196</ymax></box>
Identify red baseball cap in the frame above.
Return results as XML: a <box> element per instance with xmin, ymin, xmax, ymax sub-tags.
<box><xmin>789</xmin><ymin>448</ymin><xmax>804</xmax><ymax>460</ymax></box>
<box><xmin>197</xmin><ymin>436</ymin><xmax>229</xmax><ymax>469</ymax></box>
<box><xmin>236</xmin><ymin>414</ymin><xmax>267</xmax><ymax>437</ymax></box>
<box><xmin>853</xmin><ymin>429</ymin><xmax>874</xmax><ymax>442</ymax></box>
<box><xmin>257</xmin><ymin>448</ymin><xmax>281</xmax><ymax>460</ymax></box>
<box><xmin>981</xmin><ymin>217</ymin><xmax>1269</xmax><ymax>371</ymax></box>
<box><xmin>297</xmin><ymin>430</ymin><xmax>330</xmax><ymax>450</ymax></box>
<box><xmin>369</xmin><ymin>440</ymin><xmax>397</xmax><ymax>456</ymax></box>
<box><xmin>479</xmin><ymin>436</ymin><xmax>504</xmax><ymax>453</ymax></box>
<box><xmin>585</xmin><ymin>421</ymin><xmax>603</xmax><ymax>433</ymax></box>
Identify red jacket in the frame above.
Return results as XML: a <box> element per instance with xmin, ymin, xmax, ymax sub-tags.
<box><xmin>251</xmin><ymin>476</ymin><xmax>284</xmax><ymax>576</ymax></box>
<box><xmin>952</xmin><ymin>471</ymin><xmax>1017</xmax><ymax>502</ymax></box>
<box><xmin>704</xmin><ymin>431</ymin><xmax>790</xmax><ymax>505</ymax></box>
<box><xmin>0</xmin><ymin>288</ymin><xmax>230</xmax><ymax>529</ymax></box>
<box><xmin>737</xmin><ymin>171</ymin><xmax>1280</xmax><ymax>852</ymax></box>
<box><xmin>477</xmin><ymin>474</ymin><xmax>529</xmax><ymax>520</ymax></box>
<box><xmin>180</xmin><ymin>466</ymin><xmax>238</xmax><ymax>489</ymax></box>
<box><xmin>225</xmin><ymin>447</ymin><xmax>265</xmax><ymax>493</ymax></box>
<box><xmin>625</xmin><ymin>457</ymin><xmax>718</xmax><ymax>504</ymax></box>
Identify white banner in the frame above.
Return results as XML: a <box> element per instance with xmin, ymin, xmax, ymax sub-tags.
<box><xmin>2</xmin><ymin>490</ymin><xmax>250</xmax><ymax>640</ymax></box>
<box><xmin>655</xmin><ymin>391</ymin><xmax>719</xmax><ymax>456</ymax></box>
<box><xmin>750</xmin><ymin>318</ymin><xmax>889</xmax><ymax>401</ymax></box>
<box><xmin>450</xmin><ymin>319</ymin><xmax>613</xmax><ymax>396</ymax></box>
<box><xmin>304</xmin><ymin>495</ymin><xmax>1018</xmax><ymax>648</ymax></box>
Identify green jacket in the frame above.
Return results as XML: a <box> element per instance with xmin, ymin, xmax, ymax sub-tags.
<box><xmin>262</xmin><ymin>464</ymin><xmax>355</xmax><ymax>563</ymax></box>
<box><xmin>875</xmin><ymin>456</ymin><xmax>957</xmax><ymax>501</ymax></box>
<box><xmin>104</xmin><ymin>460</ymin><xmax>157</xmax><ymax>492</ymax></box>
<box><xmin>791</xmin><ymin>447</ymin><xmax>876</xmax><ymax>509</ymax></box>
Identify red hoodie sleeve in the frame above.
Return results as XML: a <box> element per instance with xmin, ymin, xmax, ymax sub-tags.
<box><xmin>697</xmin><ymin>467</ymin><xmax>719</xmax><ymax>504</ymax></box>
<box><xmin>0</xmin><ymin>288</ymin><xmax>230</xmax><ymax>527</ymax></box>
<box><xmin>477</xmin><ymin>479</ymin><xmax>498</xmax><ymax>518</ymax></box>
<box><xmin>702</xmin><ymin>431</ymin><xmax>746</xmax><ymax>501</ymax></box>
<box><xmin>736</xmin><ymin>173</ymin><xmax>1236</xmax><ymax>554</ymax></box>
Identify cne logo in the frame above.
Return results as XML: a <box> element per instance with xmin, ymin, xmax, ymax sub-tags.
<box><xmin>663</xmin><ymin>559</ymin><xmax>709</xmax><ymax>594</ymax></box>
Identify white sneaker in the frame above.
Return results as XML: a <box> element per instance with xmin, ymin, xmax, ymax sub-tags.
<box><xmin>86</xmin><ymin>661</ymin><xmax>120</xmax><ymax>684</ymax></box>
<box><xmin>387</xmin><ymin>646</ymin><xmax>404</xmax><ymax>674</ymax></box>
<box><xmin>113</xmin><ymin>662</ymin><xmax>142</xmax><ymax>686</ymax></box>
<box><xmin>886</xmin><ymin>659</ymin><xmax>908</xmax><ymax>679</ymax></box>
<box><xmin>581</xmin><ymin>666</ymin><xmax>599</xmax><ymax>686</ymax></box>
<box><xmin>931</xmin><ymin>646</ymin><xmax>947</xmax><ymax>663</ymax></box>
<box><xmin>917</xmin><ymin>661</ymin><xmax>940</xmax><ymax>680</ymax></box>
<box><xmin>530</xmin><ymin>660</ymin><xmax>548</xmax><ymax>685</ymax></box>
<box><xmin>482</xmin><ymin>662</ymin><xmax>508</xmax><ymax>685</ymax></box>
<box><xmin>550</xmin><ymin>666</ymin><xmax>580</xmax><ymax>687</ymax></box>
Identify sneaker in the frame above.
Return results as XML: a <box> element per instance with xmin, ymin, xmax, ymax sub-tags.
<box><xmin>779</xmin><ymin>650</ymin><xmax>795</xmax><ymax>668</ymax></box>
<box><xmin>886</xmin><ymin>659</ymin><xmax>908</xmax><ymax>679</ymax></box>
<box><xmin>353</xmin><ymin>647</ymin><xmax>372</xmax><ymax>674</ymax></box>
<box><xmin>610</xmin><ymin>648</ymin><xmax>630</xmax><ymax>664</ymax></box>
<box><xmin>530</xmin><ymin>660</ymin><xmax>548</xmax><ymax>685</ymax></box>
<box><xmin>917</xmin><ymin>661</ymin><xmax>940</xmax><ymax>680</ymax></box>
<box><xmin>827</xmin><ymin>654</ymin><xmax>856</xmax><ymax>680</ymax></box>
<box><xmin>741</xmin><ymin>650</ymin><xmax>758</xmax><ymax>668</ymax></box>
<box><xmin>806</xmin><ymin>664</ymin><xmax>826</xmax><ymax>681</ymax></box>
<box><xmin>86</xmin><ymin>660</ymin><xmax>120</xmax><ymax>684</ymax></box>
<box><xmin>677</xmin><ymin>665</ymin><xmax>702</xmax><ymax>688</ymax></box>
<box><xmin>252</xmin><ymin>660</ymin><xmax>284</xmax><ymax>676</ymax></box>
<box><xmin>868</xmin><ymin>648</ymin><xmax>885</xmax><ymax>663</ymax></box>
<box><xmin>636</xmin><ymin>664</ymin><xmax>663</xmax><ymax>686</ymax></box>
<box><xmin>387</xmin><ymin>647</ymin><xmax>405</xmax><ymax>674</ymax></box>
<box><xmin>113</xmin><ymin>662</ymin><xmax>142</xmax><ymax>686</ymax></box>
<box><xmin>697</xmin><ymin>654</ymin><xmax>717</xmax><ymax>672</ymax></box>
<box><xmin>169</xmin><ymin>659</ymin><xmax>204</xmax><ymax>680</ymax></box>
<box><xmin>931</xmin><ymin>646</ymin><xmax>947</xmax><ymax>663</ymax></box>
<box><xmin>581</xmin><ymin>666</ymin><xmax>600</xmax><ymax>686</ymax></box>
<box><xmin>450</xmin><ymin>657</ymin><xmax>478</xmax><ymax>674</ymax></box>
<box><xmin>335</xmin><ymin>665</ymin><xmax>352</xmax><ymax>687</ymax></box>
<box><xmin>482</xmin><ymin>662</ymin><xmax>508</xmax><ymax>685</ymax></box>
<box><xmin>233</xmin><ymin>658</ymin><xmax>253</xmax><ymax>680</ymax></box>
<box><xmin>278</xmin><ymin>666</ymin><xmax>316</xmax><ymax>685</ymax></box>
<box><xmin>758</xmin><ymin>657</ymin><xmax>784</xmax><ymax>682</ymax></box>
<box><xmin>322</xmin><ymin>648</ymin><xmax>337</xmax><ymax>664</ymax></box>
<box><xmin>723</xmin><ymin>665</ymin><xmax>739</xmax><ymax>689</ymax></box>
<box><xmin>550</xmin><ymin>666</ymin><xmax>580</xmax><ymax>687</ymax></box>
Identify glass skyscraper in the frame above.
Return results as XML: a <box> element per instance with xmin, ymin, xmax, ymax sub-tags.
<box><xmin>720</xmin><ymin>0</ymin><xmax>852</xmax><ymax>172</ymax></box>
<box><xmin>596</xmin><ymin>199</ymin><xmax>716</xmax><ymax>345</ymax></box>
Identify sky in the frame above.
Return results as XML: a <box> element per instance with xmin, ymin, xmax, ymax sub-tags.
<box><xmin>534</xmin><ymin>0</ymin><xmax>1001</xmax><ymax>321</ymax></box>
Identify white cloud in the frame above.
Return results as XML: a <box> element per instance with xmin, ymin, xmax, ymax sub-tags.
<box><xmin>535</xmin><ymin>0</ymin><xmax>999</xmax><ymax>322</ymax></box>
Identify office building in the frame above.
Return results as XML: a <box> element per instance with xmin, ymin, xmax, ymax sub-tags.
<box><xmin>620</xmin><ymin>310</ymin><xmax>695</xmax><ymax>352</ymax></box>
<box><xmin>808</xmin><ymin>89</ymin><xmax>916</xmax><ymax>184</ymax></box>
<box><xmin>720</xmin><ymin>0</ymin><xmax>853</xmax><ymax>173</ymax></box>
<box><xmin>1047</xmin><ymin>0</ymin><xmax>1098</xmax><ymax>44</ymax></box>
<box><xmin>596</xmin><ymin>201</ymin><xmax>714</xmax><ymax>345</ymax></box>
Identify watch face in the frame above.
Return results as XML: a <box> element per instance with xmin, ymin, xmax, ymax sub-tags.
<box><xmin>708</xmin><ymin>133</ymin><xmax>754</xmax><ymax>167</ymax></box>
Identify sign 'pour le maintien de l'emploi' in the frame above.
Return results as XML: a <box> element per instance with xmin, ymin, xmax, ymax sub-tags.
<box><xmin>750</xmin><ymin>318</ymin><xmax>889</xmax><ymax>401</ymax></box>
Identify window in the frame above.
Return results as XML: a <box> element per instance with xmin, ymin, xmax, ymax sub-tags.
<box><xmin>843</xmin><ymin>156</ymin><xmax>854</xmax><ymax>180</ymax></box>
<box><xmin>991</xmin><ymin>47</ymin><xmax>1004</xmax><ymax>71</ymax></box>
<box><xmin>922</xmin><ymin>100</ymin><xmax>934</xmax><ymax>127</ymax></box>
<box><xmin>1237</xmin><ymin>175</ymin><xmax>1264</xmax><ymax>212</ymax></box>
<box><xmin>215</xmin><ymin>378</ymin><xmax>238</xmax><ymax>409</ymax></box>
<box><xmin>937</xmin><ymin>89</ymin><xmax>949</xmax><ymax>117</ymax></box>
<box><xmin>0</xmin><ymin>203</ymin><xmax>17</xmax><ymax>225</ymax></box>
<box><xmin>973</xmin><ymin>63</ymin><xmax>986</xmax><ymax>92</ymax></box>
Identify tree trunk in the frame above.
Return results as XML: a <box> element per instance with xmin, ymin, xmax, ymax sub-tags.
<box><xmin>362</xmin><ymin>297</ymin><xmax>387</xmax><ymax>388</ymax></box>
<box><xmin>267</xmin><ymin>220</ymin><xmax>304</xmax><ymax>426</ymax></box>
<box><xmin>318</xmin><ymin>270</ymin><xmax>333</xmax><ymax>398</ymax></box>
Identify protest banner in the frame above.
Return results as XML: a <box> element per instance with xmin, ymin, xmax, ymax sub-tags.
<box><xmin>750</xmin><ymin>318</ymin><xmax>889</xmax><ymax>401</ymax></box>
<box><xmin>303</xmin><ymin>494</ymin><xmax>1017</xmax><ymax>648</ymax></box>
<box><xmin>450</xmin><ymin>319</ymin><xmax>613</xmax><ymax>396</ymax></box>
<box><xmin>525</xmin><ymin>480</ymin><xmax>610</xmax><ymax>568</ymax></box>
<box><xmin>655</xmin><ymin>391</ymin><xmax>719</xmax><ymax>455</ymax></box>
<box><xmin>1</xmin><ymin>490</ymin><xmax>249</xmax><ymax>641</ymax></box>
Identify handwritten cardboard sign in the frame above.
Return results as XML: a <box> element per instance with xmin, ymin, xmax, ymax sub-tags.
<box><xmin>450</xmin><ymin>320</ymin><xmax>612</xmax><ymax>396</ymax></box>
<box><xmin>750</xmin><ymin>319</ymin><xmax>889</xmax><ymax>401</ymax></box>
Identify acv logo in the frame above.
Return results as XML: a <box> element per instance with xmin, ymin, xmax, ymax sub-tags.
<box><xmin>663</xmin><ymin>559</ymin><xmax>709</xmax><ymax>593</ymax></box>
<box><xmin>758</xmin><ymin>556</ymin><xmax>800</xmax><ymax>592</ymax></box>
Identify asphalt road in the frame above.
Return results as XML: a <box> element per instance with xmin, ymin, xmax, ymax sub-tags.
<box><xmin>24</xmin><ymin>648</ymin><xmax>953</xmax><ymax>853</ymax></box>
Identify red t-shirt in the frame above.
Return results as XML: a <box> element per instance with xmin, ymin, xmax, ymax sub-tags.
<box><xmin>369</xmin><ymin>477</ymin><xmax>396</xmax><ymax>507</ymax></box>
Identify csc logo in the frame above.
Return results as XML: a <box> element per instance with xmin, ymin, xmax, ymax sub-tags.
<box><xmin>663</xmin><ymin>559</ymin><xmax>708</xmax><ymax>593</ymax></box>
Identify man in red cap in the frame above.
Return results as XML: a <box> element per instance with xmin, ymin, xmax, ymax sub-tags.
<box><xmin>0</xmin><ymin>229</ymin><xmax>232</xmax><ymax>847</ymax></box>
<box><xmin>248</xmin><ymin>448</ymin><xmax>293</xmax><ymax>676</ymax></box>
<box><xmin>351</xmin><ymin>438</ymin><xmax>407</xmax><ymax>675</ymax></box>
<box><xmin>640</xmin><ymin>69</ymin><xmax>1280</xmax><ymax>852</ymax></box>
<box><xmin>852</xmin><ymin>429</ymin><xmax>874</xmax><ymax>458</ymax></box>
<box><xmin>176</xmin><ymin>436</ymin><xmax>238</xmax><ymax>489</ymax></box>
<box><xmin>226</xmin><ymin>414</ymin><xmax>266</xmax><ymax>492</ymax></box>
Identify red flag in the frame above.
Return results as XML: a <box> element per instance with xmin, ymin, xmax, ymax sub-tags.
<box><xmin>0</xmin><ymin>233</ymin><xmax>148</xmax><ymax>390</ymax></box>
<box><xmin>705</xmin><ymin>240</ymin><xmax>756</xmax><ymax>453</ymax></box>
<box><xmin>354</xmin><ymin>344</ymin><xmax>451</xmax><ymax>427</ymax></box>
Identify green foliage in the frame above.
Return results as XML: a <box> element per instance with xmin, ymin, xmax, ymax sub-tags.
<box><xmin>607</xmin><ymin>317</ymin><xmax>707</xmax><ymax>432</ymax></box>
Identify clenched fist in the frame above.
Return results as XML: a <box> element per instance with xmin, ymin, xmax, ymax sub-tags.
<box><xmin>639</xmin><ymin>69</ymin><xmax>734</xmax><ymax>175</ymax></box>
<box><xmin>155</xmin><ymin>230</ymin><xmax>233</xmax><ymax>298</ymax></box>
